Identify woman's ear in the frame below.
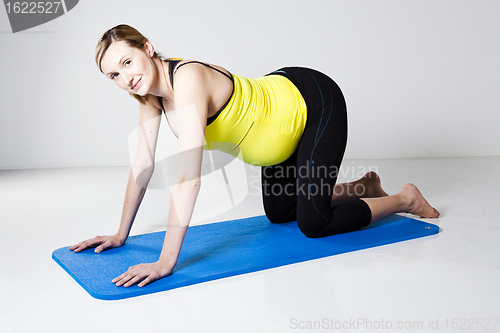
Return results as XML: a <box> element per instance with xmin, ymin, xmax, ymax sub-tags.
<box><xmin>144</xmin><ymin>39</ymin><xmax>155</xmax><ymax>57</ymax></box>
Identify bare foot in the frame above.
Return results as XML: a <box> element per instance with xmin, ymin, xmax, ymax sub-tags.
<box><xmin>362</xmin><ymin>171</ymin><xmax>389</xmax><ymax>198</ymax></box>
<box><xmin>400</xmin><ymin>183</ymin><xmax>440</xmax><ymax>218</ymax></box>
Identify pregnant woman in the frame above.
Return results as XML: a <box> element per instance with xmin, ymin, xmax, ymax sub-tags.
<box><xmin>70</xmin><ymin>24</ymin><xmax>439</xmax><ymax>288</ymax></box>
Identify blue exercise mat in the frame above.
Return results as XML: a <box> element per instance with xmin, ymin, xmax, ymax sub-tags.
<box><xmin>52</xmin><ymin>214</ymin><xmax>439</xmax><ymax>300</ymax></box>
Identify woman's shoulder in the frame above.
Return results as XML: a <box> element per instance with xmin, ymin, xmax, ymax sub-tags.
<box><xmin>173</xmin><ymin>59</ymin><xmax>231</xmax><ymax>80</ymax></box>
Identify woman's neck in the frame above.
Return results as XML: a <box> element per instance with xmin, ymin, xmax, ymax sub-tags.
<box><xmin>150</xmin><ymin>57</ymin><xmax>174</xmax><ymax>101</ymax></box>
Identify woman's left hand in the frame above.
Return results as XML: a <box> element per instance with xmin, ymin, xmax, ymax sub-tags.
<box><xmin>112</xmin><ymin>261</ymin><xmax>173</xmax><ymax>288</ymax></box>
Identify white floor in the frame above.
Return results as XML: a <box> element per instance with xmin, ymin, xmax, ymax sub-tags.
<box><xmin>1</xmin><ymin>157</ymin><xmax>499</xmax><ymax>333</ymax></box>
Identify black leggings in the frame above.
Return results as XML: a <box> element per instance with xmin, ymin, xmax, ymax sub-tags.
<box><xmin>261</xmin><ymin>67</ymin><xmax>372</xmax><ymax>238</ymax></box>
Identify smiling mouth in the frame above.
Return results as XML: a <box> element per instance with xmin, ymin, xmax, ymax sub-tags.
<box><xmin>132</xmin><ymin>77</ymin><xmax>141</xmax><ymax>90</ymax></box>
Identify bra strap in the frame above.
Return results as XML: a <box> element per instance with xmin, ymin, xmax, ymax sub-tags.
<box><xmin>168</xmin><ymin>59</ymin><xmax>182</xmax><ymax>90</ymax></box>
<box><xmin>158</xmin><ymin>59</ymin><xmax>182</xmax><ymax>110</ymax></box>
<box><xmin>158</xmin><ymin>96</ymin><xmax>164</xmax><ymax>111</ymax></box>
<box><xmin>158</xmin><ymin>60</ymin><xmax>233</xmax><ymax>112</ymax></box>
<box><xmin>173</xmin><ymin>61</ymin><xmax>234</xmax><ymax>87</ymax></box>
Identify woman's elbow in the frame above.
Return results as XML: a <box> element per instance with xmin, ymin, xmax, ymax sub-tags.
<box><xmin>173</xmin><ymin>176</ymin><xmax>201</xmax><ymax>191</ymax></box>
<box><xmin>184</xmin><ymin>178</ymin><xmax>201</xmax><ymax>190</ymax></box>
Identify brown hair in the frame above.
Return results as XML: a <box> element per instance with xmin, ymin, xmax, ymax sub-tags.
<box><xmin>95</xmin><ymin>24</ymin><xmax>165</xmax><ymax>105</ymax></box>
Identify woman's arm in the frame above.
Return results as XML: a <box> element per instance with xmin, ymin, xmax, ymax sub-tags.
<box><xmin>71</xmin><ymin>96</ymin><xmax>162</xmax><ymax>253</ymax></box>
<box><xmin>112</xmin><ymin>64</ymin><xmax>211</xmax><ymax>288</ymax></box>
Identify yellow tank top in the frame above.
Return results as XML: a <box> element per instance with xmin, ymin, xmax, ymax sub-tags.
<box><xmin>204</xmin><ymin>74</ymin><xmax>307</xmax><ymax>166</ymax></box>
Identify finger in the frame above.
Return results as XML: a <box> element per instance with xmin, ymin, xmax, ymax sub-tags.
<box><xmin>72</xmin><ymin>242</ymin><xmax>92</xmax><ymax>253</ymax></box>
<box><xmin>69</xmin><ymin>241</ymin><xmax>84</xmax><ymax>251</ymax></box>
<box><xmin>138</xmin><ymin>275</ymin><xmax>155</xmax><ymax>288</ymax></box>
<box><xmin>73</xmin><ymin>242</ymin><xmax>94</xmax><ymax>253</ymax></box>
<box><xmin>115</xmin><ymin>274</ymin><xmax>133</xmax><ymax>287</ymax></box>
<box><xmin>115</xmin><ymin>267</ymin><xmax>141</xmax><ymax>287</ymax></box>
<box><xmin>112</xmin><ymin>271</ymin><xmax>129</xmax><ymax>284</ymax></box>
<box><xmin>122</xmin><ymin>266</ymin><xmax>146</xmax><ymax>287</ymax></box>
<box><xmin>112</xmin><ymin>264</ymin><xmax>140</xmax><ymax>284</ymax></box>
<box><xmin>124</xmin><ymin>273</ymin><xmax>147</xmax><ymax>288</ymax></box>
<box><xmin>95</xmin><ymin>240</ymin><xmax>111</xmax><ymax>253</ymax></box>
<box><xmin>70</xmin><ymin>239</ymin><xmax>94</xmax><ymax>251</ymax></box>
<box><xmin>72</xmin><ymin>238</ymin><xmax>102</xmax><ymax>252</ymax></box>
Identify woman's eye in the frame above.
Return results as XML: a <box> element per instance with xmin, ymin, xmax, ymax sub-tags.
<box><xmin>111</xmin><ymin>73</ymin><xmax>118</xmax><ymax>80</ymax></box>
<box><xmin>124</xmin><ymin>60</ymin><xmax>131</xmax><ymax>66</ymax></box>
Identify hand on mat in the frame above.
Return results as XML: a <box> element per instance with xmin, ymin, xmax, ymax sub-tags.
<box><xmin>70</xmin><ymin>234</ymin><xmax>125</xmax><ymax>253</ymax></box>
<box><xmin>112</xmin><ymin>262</ymin><xmax>173</xmax><ymax>288</ymax></box>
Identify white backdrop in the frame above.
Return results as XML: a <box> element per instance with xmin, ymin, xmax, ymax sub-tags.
<box><xmin>0</xmin><ymin>0</ymin><xmax>499</xmax><ymax>170</ymax></box>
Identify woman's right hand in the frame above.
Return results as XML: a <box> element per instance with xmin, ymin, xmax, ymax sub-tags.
<box><xmin>70</xmin><ymin>234</ymin><xmax>126</xmax><ymax>253</ymax></box>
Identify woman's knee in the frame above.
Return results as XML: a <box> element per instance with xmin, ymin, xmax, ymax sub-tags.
<box><xmin>297</xmin><ymin>199</ymin><xmax>372</xmax><ymax>238</ymax></box>
<box><xmin>266</xmin><ymin>209</ymin><xmax>296</xmax><ymax>223</ymax></box>
<box><xmin>264</xmin><ymin>202</ymin><xmax>296</xmax><ymax>224</ymax></box>
<box><xmin>297</xmin><ymin>219</ymin><xmax>326</xmax><ymax>238</ymax></box>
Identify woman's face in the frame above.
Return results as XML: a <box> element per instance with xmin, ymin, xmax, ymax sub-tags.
<box><xmin>100</xmin><ymin>40</ymin><xmax>156</xmax><ymax>96</ymax></box>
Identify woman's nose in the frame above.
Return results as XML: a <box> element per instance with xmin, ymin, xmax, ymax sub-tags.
<box><xmin>122</xmin><ymin>73</ymin><xmax>133</xmax><ymax>88</ymax></box>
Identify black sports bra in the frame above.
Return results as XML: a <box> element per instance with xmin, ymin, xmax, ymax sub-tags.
<box><xmin>158</xmin><ymin>60</ymin><xmax>234</xmax><ymax>126</ymax></box>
